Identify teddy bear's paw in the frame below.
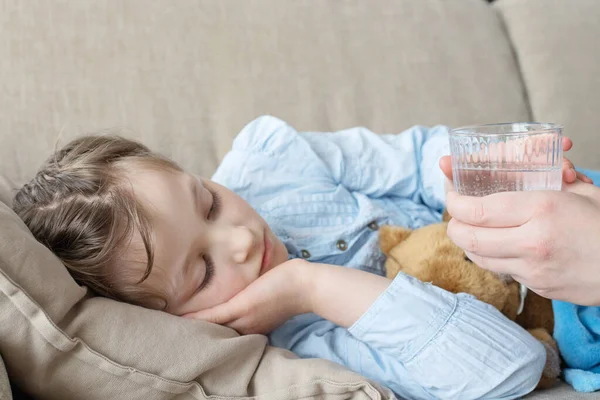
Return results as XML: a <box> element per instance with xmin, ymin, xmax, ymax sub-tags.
<box><xmin>534</xmin><ymin>340</ymin><xmax>561</xmax><ymax>390</ymax></box>
<box><xmin>528</xmin><ymin>328</ymin><xmax>560</xmax><ymax>390</ymax></box>
<box><xmin>541</xmin><ymin>340</ymin><xmax>561</xmax><ymax>379</ymax></box>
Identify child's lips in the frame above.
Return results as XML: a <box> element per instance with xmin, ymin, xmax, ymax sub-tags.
<box><xmin>260</xmin><ymin>230</ymin><xmax>273</xmax><ymax>275</ymax></box>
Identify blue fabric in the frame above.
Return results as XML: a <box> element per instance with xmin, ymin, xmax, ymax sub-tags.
<box><xmin>553</xmin><ymin>168</ymin><xmax>600</xmax><ymax>393</ymax></box>
<box><xmin>212</xmin><ymin>116</ymin><xmax>546</xmax><ymax>400</ymax></box>
<box><xmin>554</xmin><ymin>301</ymin><xmax>600</xmax><ymax>392</ymax></box>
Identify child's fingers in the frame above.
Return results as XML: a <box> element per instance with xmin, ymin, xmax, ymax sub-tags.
<box><xmin>225</xmin><ymin>318</ymin><xmax>258</xmax><ymax>335</ymax></box>
<box><xmin>183</xmin><ymin>304</ymin><xmax>238</xmax><ymax>324</ymax></box>
<box><xmin>562</xmin><ymin>136</ymin><xmax>573</xmax><ymax>152</ymax></box>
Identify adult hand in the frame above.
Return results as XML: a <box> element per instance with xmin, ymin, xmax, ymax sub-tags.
<box><xmin>443</xmin><ymin>182</ymin><xmax>600</xmax><ymax>305</ymax></box>
<box><xmin>438</xmin><ymin>137</ymin><xmax>600</xmax><ymax>305</ymax></box>
<box><xmin>183</xmin><ymin>259</ymin><xmax>313</xmax><ymax>335</ymax></box>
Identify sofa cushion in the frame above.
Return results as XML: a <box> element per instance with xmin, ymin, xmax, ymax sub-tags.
<box><xmin>0</xmin><ymin>355</ymin><xmax>11</xmax><ymax>400</ymax></box>
<box><xmin>0</xmin><ymin>175</ymin><xmax>14</xmax><ymax>207</ymax></box>
<box><xmin>496</xmin><ymin>0</ymin><xmax>600</xmax><ymax>170</ymax></box>
<box><xmin>524</xmin><ymin>381</ymin><xmax>599</xmax><ymax>399</ymax></box>
<box><xmin>0</xmin><ymin>0</ymin><xmax>529</xmax><ymax>186</ymax></box>
<box><xmin>0</xmin><ymin>197</ymin><xmax>392</xmax><ymax>399</ymax></box>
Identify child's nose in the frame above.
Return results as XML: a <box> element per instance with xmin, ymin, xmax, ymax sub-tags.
<box><xmin>209</xmin><ymin>224</ymin><xmax>256</xmax><ymax>264</ymax></box>
<box><xmin>228</xmin><ymin>225</ymin><xmax>256</xmax><ymax>264</ymax></box>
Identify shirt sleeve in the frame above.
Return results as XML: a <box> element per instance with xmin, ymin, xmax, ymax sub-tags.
<box><xmin>269</xmin><ymin>272</ymin><xmax>546</xmax><ymax>400</ymax></box>
<box><xmin>300</xmin><ymin>125</ymin><xmax>449</xmax><ymax>211</ymax></box>
<box><xmin>212</xmin><ymin>116</ymin><xmax>448</xmax><ymax>211</ymax></box>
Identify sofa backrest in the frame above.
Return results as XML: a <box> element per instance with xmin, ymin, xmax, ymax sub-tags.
<box><xmin>0</xmin><ymin>0</ymin><xmax>534</xmax><ymax>187</ymax></box>
<box><xmin>495</xmin><ymin>0</ymin><xmax>600</xmax><ymax>169</ymax></box>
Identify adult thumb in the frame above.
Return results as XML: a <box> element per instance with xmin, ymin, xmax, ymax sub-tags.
<box><xmin>439</xmin><ymin>156</ymin><xmax>453</xmax><ymax>180</ymax></box>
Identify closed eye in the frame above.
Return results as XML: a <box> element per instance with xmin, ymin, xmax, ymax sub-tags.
<box><xmin>195</xmin><ymin>255</ymin><xmax>215</xmax><ymax>293</ymax></box>
<box><xmin>207</xmin><ymin>189</ymin><xmax>222</xmax><ymax>220</ymax></box>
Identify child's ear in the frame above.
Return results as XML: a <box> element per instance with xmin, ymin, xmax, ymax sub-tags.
<box><xmin>379</xmin><ymin>225</ymin><xmax>412</xmax><ymax>255</ymax></box>
<box><xmin>442</xmin><ymin>209</ymin><xmax>452</xmax><ymax>222</ymax></box>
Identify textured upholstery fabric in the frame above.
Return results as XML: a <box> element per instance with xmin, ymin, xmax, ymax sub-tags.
<box><xmin>0</xmin><ymin>0</ymin><xmax>529</xmax><ymax>186</ymax></box>
<box><xmin>524</xmin><ymin>382</ymin><xmax>600</xmax><ymax>400</ymax></box>
<box><xmin>496</xmin><ymin>0</ymin><xmax>600</xmax><ymax>169</ymax></box>
<box><xmin>0</xmin><ymin>355</ymin><xmax>12</xmax><ymax>400</ymax></box>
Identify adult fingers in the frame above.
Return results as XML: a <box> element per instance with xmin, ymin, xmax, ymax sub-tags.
<box><xmin>445</xmin><ymin>190</ymin><xmax>547</xmax><ymax>228</ymax></box>
<box><xmin>463</xmin><ymin>251</ymin><xmax>525</xmax><ymax>278</ymax></box>
<box><xmin>562</xmin><ymin>136</ymin><xmax>573</xmax><ymax>152</ymax></box>
<box><xmin>576</xmin><ymin>170</ymin><xmax>594</xmax><ymax>184</ymax></box>
<box><xmin>447</xmin><ymin>219</ymin><xmax>527</xmax><ymax>258</ymax></box>
<box><xmin>439</xmin><ymin>156</ymin><xmax>452</xmax><ymax>180</ymax></box>
<box><xmin>562</xmin><ymin>157</ymin><xmax>577</xmax><ymax>183</ymax></box>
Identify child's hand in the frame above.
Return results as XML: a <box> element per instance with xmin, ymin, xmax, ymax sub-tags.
<box><xmin>182</xmin><ymin>259</ymin><xmax>314</xmax><ymax>335</ymax></box>
<box><xmin>439</xmin><ymin>137</ymin><xmax>593</xmax><ymax>193</ymax></box>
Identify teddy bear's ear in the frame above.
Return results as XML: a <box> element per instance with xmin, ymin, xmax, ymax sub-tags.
<box><xmin>442</xmin><ymin>209</ymin><xmax>452</xmax><ymax>222</ymax></box>
<box><xmin>379</xmin><ymin>225</ymin><xmax>412</xmax><ymax>255</ymax></box>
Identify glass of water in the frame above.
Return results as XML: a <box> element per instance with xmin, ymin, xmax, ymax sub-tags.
<box><xmin>449</xmin><ymin>123</ymin><xmax>563</xmax><ymax>196</ymax></box>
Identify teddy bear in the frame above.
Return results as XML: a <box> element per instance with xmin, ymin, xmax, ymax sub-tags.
<box><xmin>379</xmin><ymin>212</ymin><xmax>560</xmax><ymax>390</ymax></box>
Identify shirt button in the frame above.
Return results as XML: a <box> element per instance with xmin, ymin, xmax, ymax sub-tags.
<box><xmin>301</xmin><ymin>249</ymin><xmax>311</xmax><ymax>259</ymax></box>
<box><xmin>368</xmin><ymin>221</ymin><xmax>379</xmax><ymax>230</ymax></box>
<box><xmin>336</xmin><ymin>240</ymin><xmax>348</xmax><ymax>251</ymax></box>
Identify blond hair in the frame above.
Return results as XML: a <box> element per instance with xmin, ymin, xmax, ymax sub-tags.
<box><xmin>13</xmin><ymin>135</ymin><xmax>181</xmax><ymax>310</ymax></box>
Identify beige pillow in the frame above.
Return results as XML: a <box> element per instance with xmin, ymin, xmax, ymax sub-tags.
<box><xmin>1</xmin><ymin>177</ymin><xmax>13</xmax><ymax>399</ymax></box>
<box><xmin>0</xmin><ymin>199</ymin><xmax>392</xmax><ymax>399</ymax></box>
<box><xmin>0</xmin><ymin>175</ymin><xmax>14</xmax><ymax>207</ymax></box>
<box><xmin>0</xmin><ymin>355</ymin><xmax>11</xmax><ymax>400</ymax></box>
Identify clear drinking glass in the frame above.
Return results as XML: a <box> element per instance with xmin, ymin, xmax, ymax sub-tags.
<box><xmin>449</xmin><ymin>123</ymin><xmax>563</xmax><ymax>196</ymax></box>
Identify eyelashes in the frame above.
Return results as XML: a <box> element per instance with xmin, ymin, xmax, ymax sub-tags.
<box><xmin>197</xmin><ymin>255</ymin><xmax>215</xmax><ymax>292</ymax></box>
<box><xmin>195</xmin><ymin>187</ymin><xmax>221</xmax><ymax>293</ymax></box>
<box><xmin>202</xmin><ymin>254</ymin><xmax>215</xmax><ymax>289</ymax></box>
<box><xmin>207</xmin><ymin>189</ymin><xmax>222</xmax><ymax>220</ymax></box>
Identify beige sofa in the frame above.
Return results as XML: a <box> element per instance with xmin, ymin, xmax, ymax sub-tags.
<box><xmin>1</xmin><ymin>1</ymin><xmax>600</xmax><ymax>399</ymax></box>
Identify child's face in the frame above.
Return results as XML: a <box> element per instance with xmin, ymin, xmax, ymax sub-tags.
<box><xmin>122</xmin><ymin>167</ymin><xmax>289</xmax><ymax>315</ymax></box>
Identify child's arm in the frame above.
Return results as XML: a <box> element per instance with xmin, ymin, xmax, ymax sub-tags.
<box><xmin>300</xmin><ymin>125</ymin><xmax>448</xmax><ymax>211</ymax></box>
<box><xmin>213</xmin><ymin>116</ymin><xmax>448</xmax><ymax>211</ymax></box>
<box><xmin>187</xmin><ymin>259</ymin><xmax>545</xmax><ymax>400</ymax></box>
<box><xmin>304</xmin><ymin>261</ymin><xmax>545</xmax><ymax>399</ymax></box>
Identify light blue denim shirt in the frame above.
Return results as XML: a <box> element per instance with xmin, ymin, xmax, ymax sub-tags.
<box><xmin>212</xmin><ymin>116</ymin><xmax>546</xmax><ymax>400</ymax></box>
